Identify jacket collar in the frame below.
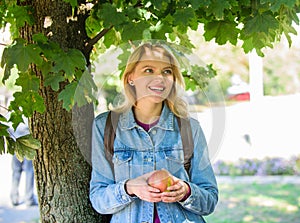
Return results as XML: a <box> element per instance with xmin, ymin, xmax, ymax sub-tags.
<box><xmin>119</xmin><ymin>103</ymin><xmax>175</xmax><ymax>131</ymax></box>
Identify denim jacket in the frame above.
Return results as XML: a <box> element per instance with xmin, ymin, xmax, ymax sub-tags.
<box><xmin>90</xmin><ymin>105</ymin><xmax>218</xmax><ymax>223</ymax></box>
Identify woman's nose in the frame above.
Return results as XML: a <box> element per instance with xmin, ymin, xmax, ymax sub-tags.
<box><xmin>155</xmin><ymin>71</ymin><xmax>164</xmax><ymax>77</ymax></box>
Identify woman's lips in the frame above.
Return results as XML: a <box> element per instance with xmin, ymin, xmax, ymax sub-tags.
<box><xmin>149</xmin><ymin>86</ymin><xmax>165</xmax><ymax>93</ymax></box>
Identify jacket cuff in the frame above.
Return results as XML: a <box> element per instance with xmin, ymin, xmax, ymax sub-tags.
<box><xmin>116</xmin><ymin>179</ymin><xmax>137</xmax><ymax>203</ymax></box>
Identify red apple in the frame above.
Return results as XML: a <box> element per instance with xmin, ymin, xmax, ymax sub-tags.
<box><xmin>147</xmin><ymin>169</ymin><xmax>174</xmax><ymax>192</ymax></box>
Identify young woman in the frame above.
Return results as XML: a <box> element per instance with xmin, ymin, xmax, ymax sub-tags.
<box><xmin>90</xmin><ymin>43</ymin><xmax>218</xmax><ymax>223</ymax></box>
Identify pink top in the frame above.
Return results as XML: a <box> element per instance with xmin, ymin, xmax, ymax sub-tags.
<box><xmin>135</xmin><ymin>118</ymin><xmax>191</xmax><ymax>223</ymax></box>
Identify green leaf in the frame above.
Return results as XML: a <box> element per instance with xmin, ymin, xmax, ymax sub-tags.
<box><xmin>204</xmin><ymin>20</ymin><xmax>239</xmax><ymax>45</ymax></box>
<box><xmin>32</xmin><ymin>33</ymin><xmax>48</xmax><ymax>44</ymax></box>
<box><xmin>85</xmin><ymin>16</ymin><xmax>102</xmax><ymax>37</ymax></box>
<box><xmin>121</xmin><ymin>21</ymin><xmax>149</xmax><ymax>41</ymax></box>
<box><xmin>0</xmin><ymin>136</ymin><xmax>5</xmax><ymax>154</ymax></box>
<box><xmin>103</xmin><ymin>28</ymin><xmax>120</xmax><ymax>48</ymax></box>
<box><xmin>58</xmin><ymin>82</ymin><xmax>77</xmax><ymax>110</ymax></box>
<box><xmin>206</xmin><ymin>0</ymin><xmax>231</xmax><ymax>19</ymax></box>
<box><xmin>15</xmin><ymin>71</ymin><xmax>40</xmax><ymax>91</ymax></box>
<box><xmin>173</xmin><ymin>7</ymin><xmax>196</xmax><ymax>27</ymax></box>
<box><xmin>15</xmin><ymin>139</ymin><xmax>37</xmax><ymax>161</ymax></box>
<box><xmin>151</xmin><ymin>0</ymin><xmax>171</xmax><ymax>10</ymax></box>
<box><xmin>1</xmin><ymin>39</ymin><xmax>42</xmax><ymax>74</ymax></box>
<box><xmin>1</xmin><ymin>48</ymin><xmax>11</xmax><ymax>83</ymax></box>
<box><xmin>37</xmin><ymin>40</ymin><xmax>62</xmax><ymax>60</ymax></box>
<box><xmin>123</xmin><ymin>6</ymin><xmax>141</xmax><ymax>21</ymax></box>
<box><xmin>10</xmin><ymin>91</ymin><xmax>45</xmax><ymax>117</ymax></box>
<box><xmin>183</xmin><ymin>64</ymin><xmax>217</xmax><ymax>91</ymax></box>
<box><xmin>7</xmin><ymin>5</ymin><xmax>35</xmax><ymax>28</ymax></box>
<box><xmin>40</xmin><ymin>60</ymin><xmax>54</xmax><ymax>77</ymax></box>
<box><xmin>261</xmin><ymin>0</ymin><xmax>298</xmax><ymax>12</ymax></box>
<box><xmin>52</xmin><ymin>49</ymin><xmax>86</xmax><ymax>81</ymax></box>
<box><xmin>17</xmin><ymin>134</ymin><xmax>41</xmax><ymax>151</ymax></box>
<box><xmin>0</xmin><ymin>122</ymin><xmax>10</xmax><ymax>136</ymax></box>
<box><xmin>75</xmin><ymin>69</ymin><xmax>98</xmax><ymax>105</ymax></box>
<box><xmin>58</xmin><ymin>70</ymin><xmax>98</xmax><ymax>110</ymax></box>
<box><xmin>151</xmin><ymin>22</ymin><xmax>172</xmax><ymax>40</ymax></box>
<box><xmin>190</xmin><ymin>0</ymin><xmax>211</xmax><ymax>9</ymax></box>
<box><xmin>63</xmin><ymin>0</ymin><xmax>78</xmax><ymax>8</ymax></box>
<box><xmin>8</xmin><ymin>110</ymin><xmax>24</xmax><ymax>130</ymax></box>
<box><xmin>241</xmin><ymin>34</ymin><xmax>272</xmax><ymax>56</ymax></box>
<box><xmin>243</xmin><ymin>11</ymin><xmax>279</xmax><ymax>36</ymax></box>
<box><xmin>97</xmin><ymin>3</ymin><xmax>128</xmax><ymax>29</ymax></box>
<box><xmin>0</xmin><ymin>114</ymin><xmax>7</xmax><ymax>122</ymax></box>
<box><xmin>6</xmin><ymin>137</ymin><xmax>16</xmax><ymax>155</ymax></box>
<box><xmin>44</xmin><ymin>73</ymin><xmax>65</xmax><ymax>91</ymax></box>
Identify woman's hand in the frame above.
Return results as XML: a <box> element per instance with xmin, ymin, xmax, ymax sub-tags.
<box><xmin>125</xmin><ymin>171</ymin><xmax>162</xmax><ymax>203</ymax></box>
<box><xmin>161</xmin><ymin>175</ymin><xmax>190</xmax><ymax>203</ymax></box>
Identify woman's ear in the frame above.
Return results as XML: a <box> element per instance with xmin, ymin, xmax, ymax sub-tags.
<box><xmin>128</xmin><ymin>73</ymin><xmax>135</xmax><ymax>86</ymax></box>
<box><xmin>128</xmin><ymin>80</ymin><xmax>135</xmax><ymax>86</ymax></box>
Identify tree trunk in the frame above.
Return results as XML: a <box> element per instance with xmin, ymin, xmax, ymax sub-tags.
<box><xmin>20</xmin><ymin>1</ymin><xmax>107</xmax><ymax>222</ymax></box>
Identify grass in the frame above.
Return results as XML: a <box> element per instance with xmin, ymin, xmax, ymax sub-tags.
<box><xmin>204</xmin><ymin>182</ymin><xmax>300</xmax><ymax>223</ymax></box>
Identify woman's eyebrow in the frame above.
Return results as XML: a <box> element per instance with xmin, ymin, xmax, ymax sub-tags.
<box><xmin>141</xmin><ymin>65</ymin><xmax>154</xmax><ymax>69</ymax></box>
<box><xmin>141</xmin><ymin>65</ymin><xmax>173</xmax><ymax>69</ymax></box>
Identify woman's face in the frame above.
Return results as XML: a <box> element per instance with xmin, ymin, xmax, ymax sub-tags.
<box><xmin>129</xmin><ymin>52</ymin><xmax>174</xmax><ymax>105</ymax></box>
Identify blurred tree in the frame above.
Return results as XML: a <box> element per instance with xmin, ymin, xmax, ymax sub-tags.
<box><xmin>0</xmin><ymin>1</ymin><xmax>299</xmax><ymax>222</ymax></box>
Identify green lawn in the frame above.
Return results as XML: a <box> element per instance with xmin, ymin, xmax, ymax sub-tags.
<box><xmin>204</xmin><ymin>183</ymin><xmax>300</xmax><ymax>223</ymax></box>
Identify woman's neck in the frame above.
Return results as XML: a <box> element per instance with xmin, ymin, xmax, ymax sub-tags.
<box><xmin>133</xmin><ymin>102</ymin><xmax>163</xmax><ymax>124</ymax></box>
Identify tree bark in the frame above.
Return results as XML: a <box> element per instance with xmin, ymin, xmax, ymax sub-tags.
<box><xmin>20</xmin><ymin>0</ymin><xmax>105</xmax><ymax>222</ymax></box>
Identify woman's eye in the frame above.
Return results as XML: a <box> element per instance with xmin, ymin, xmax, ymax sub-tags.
<box><xmin>163</xmin><ymin>69</ymin><xmax>173</xmax><ymax>75</ymax></box>
<box><xmin>144</xmin><ymin>68</ymin><xmax>154</xmax><ymax>73</ymax></box>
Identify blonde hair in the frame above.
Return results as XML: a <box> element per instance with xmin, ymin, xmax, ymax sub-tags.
<box><xmin>112</xmin><ymin>43</ymin><xmax>188</xmax><ymax>118</ymax></box>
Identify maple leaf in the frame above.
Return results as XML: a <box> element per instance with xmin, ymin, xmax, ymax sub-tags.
<box><xmin>58</xmin><ymin>82</ymin><xmax>77</xmax><ymax>110</ymax></box>
<box><xmin>63</xmin><ymin>0</ymin><xmax>78</xmax><ymax>8</ymax></box>
<box><xmin>0</xmin><ymin>122</ymin><xmax>10</xmax><ymax>136</ymax></box>
<box><xmin>15</xmin><ymin>138</ymin><xmax>37</xmax><ymax>161</ymax></box>
<box><xmin>15</xmin><ymin>71</ymin><xmax>40</xmax><ymax>92</ymax></box>
<box><xmin>206</xmin><ymin>0</ymin><xmax>231</xmax><ymax>19</ymax></box>
<box><xmin>52</xmin><ymin>49</ymin><xmax>86</xmax><ymax>81</ymax></box>
<box><xmin>1</xmin><ymin>39</ymin><xmax>42</xmax><ymax>82</ymax></box>
<box><xmin>243</xmin><ymin>11</ymin><xmax>279</xmax><ymax>35</ymax></box>
<box><xmin>0</xmin><ymin>136</ymin><xmax>5</xmax><ymax>154</ymax></box>
<box><xmin>7</xmin><ymin>5</ymin><xmax>34</xmax><ymax>28</ymax></box>
<box><xmin>204</xmin><ymin>20</ymin><xmax>239</xmax><ymax>45</ymax></box>
<box><xmin>17</xmin><ymin>134</ymin><xmax>41</xmax><ymax>150</ymax></box>
<box><xmin>263</xmin><ymin>0</ymin><xmax>298</xmax><ymax>12</ymax></box>
<box><xmin>8</xmin><ymin>110</ymin><xmax>24</xmax><ymax>130</ymax></box>
<box><xmin>44</xmin><ymin>73</ymin><xmax>65</xmax><ymax>91</ymax></box>
<box><xmin>97</xmin><ymin>3</ymin><xmax>128</xmax><ymax>29</ymax></box>
<box><xmin>121</xmin><ymin>21</ymin><xmax>149</xmax><ymax>41</ymax></box>
<box><xmin>58</xmin><ymin>70</ymin><xmax>97</xmax><ymax>110</ymax></box>
<box><xmin>10</xmin><ymin>91</ymin><xmax>45</xmax><ymax>117</ymax></box>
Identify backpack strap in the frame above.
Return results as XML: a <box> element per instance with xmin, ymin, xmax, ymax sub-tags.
<box><xmin>176</xmin><ymin>116</ymin><xmax>194</xmax><ymax>173</ymax></box>
<box><xmin>104</xmin><ymin>111</ymin><xmax>194</xmax><ymax>173</ymax></box>
<box><xmin>104</xmin><ymin>111</ymin><xmax>120</xmax><ymax>165</ymax></box>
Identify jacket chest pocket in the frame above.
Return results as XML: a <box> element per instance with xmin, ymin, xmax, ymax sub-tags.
<box><xmin>155</xmin><ymin>146</ymin><xmax>185</xmax><ymax>174</ymax></box>
<box><xmin>112</xmin><ymin>150</ymin><xmax>133</xmax><ymax>181</ymax></box>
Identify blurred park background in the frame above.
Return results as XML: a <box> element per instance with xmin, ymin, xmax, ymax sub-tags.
<box><xmin>1</xmin><ymin>23</ymin><xmax>300</xmax><ymax>223</ymax></box>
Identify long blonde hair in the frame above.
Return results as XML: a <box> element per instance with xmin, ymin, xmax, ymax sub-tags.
<box><xmin>112</xmin><ymin>43</ymin><xmax>188</xmax><ymax>118</ymax></box>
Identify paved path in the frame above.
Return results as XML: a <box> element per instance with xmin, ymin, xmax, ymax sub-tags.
<box><xmin>0</xmin><ymin>154</ymin><xmax>39</xmax><ymax>223</ymax></box>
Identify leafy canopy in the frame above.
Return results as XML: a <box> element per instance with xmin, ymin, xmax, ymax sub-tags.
<box><xmin>0</xmin><ymin>0</ymin><xmax>299</xmax><ymax>158</ymax></box>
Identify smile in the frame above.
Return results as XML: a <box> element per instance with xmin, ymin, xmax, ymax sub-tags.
<box><xmin>149</xmin><ymin>86</ymin><xmax>165</xmax><ymax>92</ymax></box>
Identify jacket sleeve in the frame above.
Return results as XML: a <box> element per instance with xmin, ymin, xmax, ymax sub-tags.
<box><xmin>89</xmin><ymin>113</ymin><xmax>137</xmax><ymax>214</ymax></box>
<box><xmin>179</xmin><ymin>118</ymin><xmax>218</xmax><ymax>216</ymax></box>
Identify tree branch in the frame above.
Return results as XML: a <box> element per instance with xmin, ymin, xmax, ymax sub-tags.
<box><xmin>84</xmin><ymin>25</ymin><xmax>113</xmax><ymax>55</ymax></box>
